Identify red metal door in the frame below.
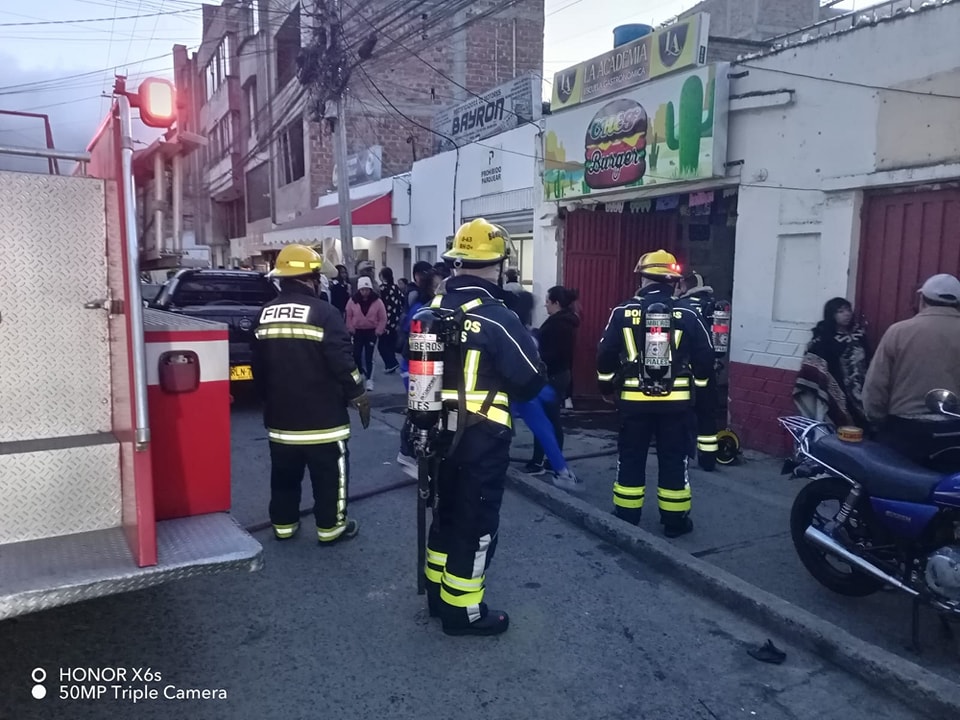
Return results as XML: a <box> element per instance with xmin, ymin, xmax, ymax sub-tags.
<box><xmin>562</xmin><ymin>209</ymin><xmax>679</xmax><ymax>403</ymax></box>
<box><xmin>857</xmin><ymin>188</ymin><xmax>960</xmax><ymax>346</ymax></box>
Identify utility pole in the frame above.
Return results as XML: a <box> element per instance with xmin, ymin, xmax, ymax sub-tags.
<box><xmin>301</xmin><ymin>0</ymin><xmax>375</xmax><ymax>275</ymax></box>
<box><xmin>330</xmin><ymin>0</ymin><xmax>354</xmax><ymax>273</ymax></box>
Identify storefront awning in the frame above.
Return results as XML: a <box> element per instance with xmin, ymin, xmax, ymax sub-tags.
<box><xmin>261</xmin><ymin>192</ymin><xmax>393</xmax><ymax>248</ymax></box>
<box><xmin>274</xmin><ymin>192</ymin><xmax>391</xmax><ymax>231</ymax></box>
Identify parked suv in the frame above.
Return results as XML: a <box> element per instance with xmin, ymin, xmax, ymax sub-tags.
<box><xmin>151</xmin><ymin>269</ymin><xmax>278</xmax><ymax>382</ymax></box>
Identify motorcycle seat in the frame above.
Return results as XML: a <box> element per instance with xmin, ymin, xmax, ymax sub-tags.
<box><xmin>809</xmin><ymin>435</ymin><xmax>943</xmax><ymax>503</ymax></box>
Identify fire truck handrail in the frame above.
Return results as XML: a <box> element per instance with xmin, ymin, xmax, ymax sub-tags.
<box><xmin>0</xmin><ymin>144</ymin><xmax>91</xmax><ymax>163</ymax></box>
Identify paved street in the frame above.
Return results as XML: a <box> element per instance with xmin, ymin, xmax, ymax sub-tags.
<box><xmin>0</xmin><ymin>363</ymin><xmax>931</xmax><ymax>719</ymax></box>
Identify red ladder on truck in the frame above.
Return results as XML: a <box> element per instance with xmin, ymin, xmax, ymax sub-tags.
<box><xmin>0</xmin><ymin>76</ymin><xmax>262</xmax><ymax>619</ymax></box>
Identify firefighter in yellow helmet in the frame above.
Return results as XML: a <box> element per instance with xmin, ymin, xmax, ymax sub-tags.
<box><xmin>419</xmin><ymin>218</ymin><xmax>545</xmax><ymax>636</ymax></box>
<box><xmin>596</xmin><ymin>249</ymin><xmax>714</xmax><ymax>537</ymax></box>
<box><xmin>251</xmin><ymin>244</ymin><xmax>370</xmax><ymax>544</ymax></box>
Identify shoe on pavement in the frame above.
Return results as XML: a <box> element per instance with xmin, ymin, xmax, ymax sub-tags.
<box><xmin>396</xmin><ymin>451</ymin><xmax>418</xmax><ymax>479</ymax></box>
<box><xmin>442</xmin><ymin>610</ymin><xmax>510</xmax><ymax>637</ymax></box>
<box><xmin>552</xmin><ymin>467</ymin><xmax>584</xmax><ymax>493</ymax></box>
<box><xmin>384</xmin><ymin>365</ymin><xmax>399</xmax><ymax>375</ymax></box>
<box><xmin>522</xmin><ymin>461</ymin><xmax>545</xmax><ymax>476</ymax></box>
<box><xmin>663</xmin><ymin>517</ymin><xmax>694</xmax><ymax>539</ymax></box>
<box><xmin>273</xmin><ymin>522</ymin><xmax>300</xmax><ymax>541</ymax></box>
<box><xmin>318</xmin><ymin>518</ymin><xmax>359</xmax><ymax>545</ymax></box>
<box><xmin>365</xmin><ymin>379</ymin><xmax>374</xmax><ymax>391</ymax></box>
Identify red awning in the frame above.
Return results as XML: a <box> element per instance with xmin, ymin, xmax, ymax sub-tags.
<box><xmin>275</xmin><ymin>192</ymin><xmax>392</xmax><ymax>231</ymax></box>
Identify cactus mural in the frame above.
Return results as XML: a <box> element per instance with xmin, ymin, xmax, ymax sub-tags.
<box><xmin>665</xmin><ymin>74</ymin><xmax>714</xmax><ymax>175</ymax></box>
<box><xmin>649</xmin><ymin>133</ymin><xmax>660</xmax><ymax>170</ymax></box>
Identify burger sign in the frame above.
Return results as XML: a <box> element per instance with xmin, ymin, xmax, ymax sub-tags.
<box><xmin>584</xmin><ymin>99</ymin><xmax>647</xmax><ymax>189</ymax></box>
<box><xmin>543</xmin><ymin>64</ymin><xmax>728</xmax><ymax>202</ymax></box>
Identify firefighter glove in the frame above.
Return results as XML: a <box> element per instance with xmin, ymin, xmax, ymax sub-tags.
<box><xmin>351</xmin><ymin>392</ymin><xmax>371</xmax><ymax>429</ymax></box>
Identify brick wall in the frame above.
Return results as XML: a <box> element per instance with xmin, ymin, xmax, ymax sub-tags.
<box><xmin>306</xmin><ymin>0</ymin><xmax>544</xmax><ymax>204</ymax></box>
<box><xmin>728</xmin><ymin>361</ymin><xmax>796</xmax><ymax>457</ymax></box>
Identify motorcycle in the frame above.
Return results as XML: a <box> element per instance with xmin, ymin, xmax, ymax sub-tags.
<box><xmin>779</xmin><ymin>389</ymin><xmax>960</xmax><ymax>650</ymax></box>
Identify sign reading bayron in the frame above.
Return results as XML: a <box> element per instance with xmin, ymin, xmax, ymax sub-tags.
<box><xmin>432</xmin><ymin>74</ymin><xmax>542</xmax><ymax>153</ymax></box>
<box><xmin>551</xmin><ymin>13</ymin><xmax>710</xmax><ymax>112</ymax></box>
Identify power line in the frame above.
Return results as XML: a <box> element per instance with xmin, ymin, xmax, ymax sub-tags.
<box><xmin>546</xmin><ymin>0</ymin><xmax>587</xmax><ymax>17</ymax></box>
<box><xmin>341</xmin><ymin>0</ymin><xmax>541</xmax><ymax>130</ymax></box>
<box><xmin>0</xmin><ymin>6</ymin><xmax>197</xmax><ymax>25</ymax></box>
<box><xmin>735</xmin><ymin>63</ymin><xmax>960</xmax><ymax>100</ymax></box>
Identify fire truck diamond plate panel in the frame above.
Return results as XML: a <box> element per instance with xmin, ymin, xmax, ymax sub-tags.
<box><xmin>0</xmin><ymin>441</ymin><xmax>121</xmax><ymax>544</ymax></box>
<box><xmin>0</xmin><ymin>171</ymin><xmax>112</xmax><ymax>442</ymax></box>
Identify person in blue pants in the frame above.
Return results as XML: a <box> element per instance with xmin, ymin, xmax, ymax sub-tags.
<box><xmin>511</xmin><ymin>384</ymin><xmax>581</xmax><ymax>492</ymax></box>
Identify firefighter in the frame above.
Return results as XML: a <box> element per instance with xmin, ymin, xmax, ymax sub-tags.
<box><xmin>423</xmin><ymin>218</ymin><xmax>545</xmax><ymax>637</ymax></box>
<box><xmin>597</xmin><ymin>250</ymin><xmax>714</xmax><ymax>538</ymax></box>
<box><xmin>251</xmin><ymin>244</ymin><xmax>371</xmax><ymax>544</ymax></box>
<box><xmin>677</xmin><ymin>271</ymin><xmax>720</xmax><ymax>471</ymax></box>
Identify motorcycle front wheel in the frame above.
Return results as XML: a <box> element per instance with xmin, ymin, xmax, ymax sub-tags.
<box><xmin>790</xmin><ymin>476</ymin><xmax>885</xmax><ymax>597</ymax></box>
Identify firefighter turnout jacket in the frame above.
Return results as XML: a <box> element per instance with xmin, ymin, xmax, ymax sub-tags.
<box><xmin>597</xmin><ymin>283</ymin><xmax>714</xmax><ymax>411</ymax></box>
<box><xmin>430</xmin><ymin>276</ymin><xmax>544</xmax><ymax>428</ymax></box>
<box><xmin>251</xmin><ymin>284</ymin><xmax>366</xmax><ymax>444</ymax></box>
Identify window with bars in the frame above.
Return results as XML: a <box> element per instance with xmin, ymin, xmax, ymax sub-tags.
<box><xmin>203</xmin><ymin>35</ymin><xmax>234</xmax><ymax>101</ymax></box>
<box><xmin>275</xmin><ymin>6</ymin><xmax>300</xmax><ymax>89</ymax></box>
<box><xmin>278</xmin><ymin>117</ymin><xmax>304</xmax><ymax>186</ymax></box>
<box><xmin>244</xmin><ymin>80</ymin><xmax>257</xmax><ymax>141</ymax></box>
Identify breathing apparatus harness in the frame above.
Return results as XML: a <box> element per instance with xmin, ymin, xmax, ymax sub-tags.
<box><xmin>405</xmin><ymin>269</ymin><xmax>505</xmax><ymax>594</ymax></box>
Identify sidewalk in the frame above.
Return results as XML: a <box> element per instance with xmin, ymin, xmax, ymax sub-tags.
<box><xmin>509</xmin><ymin>412</ymin><xmax>960</xmax><ymax>683</ymax></box>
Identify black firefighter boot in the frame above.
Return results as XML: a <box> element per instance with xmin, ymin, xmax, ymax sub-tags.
<box><xmin>663</xmin><ymin>516</ymin><xmax>694</xmax><ymax>539</ymax></box>
<box><xmin>613</xmin><ymin>506</ymin><xmax>641</xmax><ymax>526</ymax></box>
<box><xmin>441</xmin><ymin>603</ymin><xmax>510</xmax><ymax>637</ymax></box>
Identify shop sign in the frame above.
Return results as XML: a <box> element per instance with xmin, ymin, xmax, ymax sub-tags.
<box><xmin>551</xmin><ymin>14</ymin><xmax>710</xmax><ymax>113</ymax></box>
<box><xmin>432</xmin><ymin>74</ymin><xmax>541</xmax><ymax>153</ymax></box>
<box><xmin>543</xmin><ymin>64</ymin><xmax>729</xmax><ymax>202</ymax></box>
<box><xmin>480</xmin><ymin>147</ymin><xmax>503</xmax><ymax>195</ymax></box>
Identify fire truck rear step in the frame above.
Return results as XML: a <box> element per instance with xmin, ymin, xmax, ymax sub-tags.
<box><xmin>0</xmin><ymin>513</ymin><xmax>263</xmax><ymax>620</ymax></box>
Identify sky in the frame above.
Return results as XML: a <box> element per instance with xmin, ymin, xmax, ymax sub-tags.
<box><xmin>0</xmin><ymin>0</ymin><xmax>865</xmax><ymax>171</ymax></box>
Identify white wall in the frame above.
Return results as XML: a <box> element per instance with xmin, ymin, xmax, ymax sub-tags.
<box><xmin>724</xmin><ymin>1</ymin><xmax>960</xmax><ymax>370</ymax></box>
<box><xmin>396</xmin><ymin>124</ymin><xmax>541</xmax><ymax>262</ymax></box>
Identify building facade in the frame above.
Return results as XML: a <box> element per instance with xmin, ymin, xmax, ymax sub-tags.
<box><xmin>174</xmin><ymin>0</ymin><xmax>545</xmax><ymax>268</ymax></box>
<box><xmin>534</xmin><ymin>0</ymin><xmax>960</xmax><ymax>454</ymax></box>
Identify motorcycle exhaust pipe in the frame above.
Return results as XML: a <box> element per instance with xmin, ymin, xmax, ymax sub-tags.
<box><xmin>803</xmin><ymin>526</ymin><xmax>919</xmax><ymax>596</ymax></box>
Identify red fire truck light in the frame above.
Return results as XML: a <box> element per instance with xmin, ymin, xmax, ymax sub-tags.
<box><xmin>138</xmin><ymin>78</ymin><xmax>176</xmax><ymax>128</ymax></box>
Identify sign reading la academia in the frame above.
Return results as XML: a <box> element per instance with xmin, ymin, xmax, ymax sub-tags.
<box><xmin>551</xmin><ymin>13</ymin><xmax>710</xmax><ymax>112</ymax></box>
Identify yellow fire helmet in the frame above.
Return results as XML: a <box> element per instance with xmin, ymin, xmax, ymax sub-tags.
<box><xmin>635</xmin><ymin>249</ymin><xmax>682</xmax><ymax>280</ymax></box>
<box><xmin>268</xmin><ymin>244</ymin><xmax>323</xmax><ymax>278</ymax></box>
<box><xmin>442</xmin><ymin>218</ymin><xmax>512</xmax><ymax>269</ymax></box>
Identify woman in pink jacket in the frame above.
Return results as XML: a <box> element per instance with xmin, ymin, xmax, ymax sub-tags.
<box><xmin>345</xmin><ymin>276</ymin><xmax>387</xmax><ymax>390</ymax></box>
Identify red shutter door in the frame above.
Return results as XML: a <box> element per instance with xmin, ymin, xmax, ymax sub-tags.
<box><xmin>857</xmin><ymin>188</ymin><xmax>960</xmax><ymax>346</ymax></box>
<box><xmin>562</xmin><ymin>209</ymin><xmax>680</xmax><ymax>403</ymax></box>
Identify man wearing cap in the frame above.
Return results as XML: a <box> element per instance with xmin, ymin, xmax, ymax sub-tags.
<box><xmin>863</xmin><ymin>273</ymin><xmax>960</xmax><ymax>471</ymax></box>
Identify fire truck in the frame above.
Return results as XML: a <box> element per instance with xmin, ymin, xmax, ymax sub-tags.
<box><xmin>0</xmin><ymin>77</ymin><xmax>262</xmax><ymax>620</ymax></box>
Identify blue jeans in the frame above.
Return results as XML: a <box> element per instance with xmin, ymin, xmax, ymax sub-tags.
<box><xmin>511</xmin><ymin>385</ymin><xmax>567</xmax><ymax>473</ymax></box>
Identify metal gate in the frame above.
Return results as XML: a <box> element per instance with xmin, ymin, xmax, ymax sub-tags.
<box><xmin>857</xmin><ymin>187</ymin><xmax>960</xmax><ymax>345</ymax></box>
<box><xmin>562</xmin><ymin>209</ymin><xmax>679</xmax><ymax>403</ymax></box>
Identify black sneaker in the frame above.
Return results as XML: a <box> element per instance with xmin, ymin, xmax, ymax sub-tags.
<box><xmin>442</xmin><ymin>610</ymin><xmax>510</xmax><ymax>637</ymax></box>
<box><xmin>663</xmin><ymin>517</ymin><xmax>694</xmax><ymax>539</ymax></box>
<box><xmin>318</xmin><ymin>518</ymin><xmax>360</xmax><ymax>545</ymax></box>
<box><xmin>522</xmin><ymin>461</ymin><xmax>545</xmax><ymax>476</ymax></box>
<box><xmin>384</xmin><ymin>365</ymin><xmax>399</xmax><ymax>375</ymax></box>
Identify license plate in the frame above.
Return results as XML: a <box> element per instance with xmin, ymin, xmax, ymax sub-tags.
<box><xmin>230</xmin><ymin>365</ymin><xmax>253</xmax><ymax>381</ymax></box>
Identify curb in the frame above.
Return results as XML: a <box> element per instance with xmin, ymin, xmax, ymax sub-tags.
<box><xmin>505</xmin><ymin>469</ymin><xmax>960</xmax><ymax>718</ymax></box>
